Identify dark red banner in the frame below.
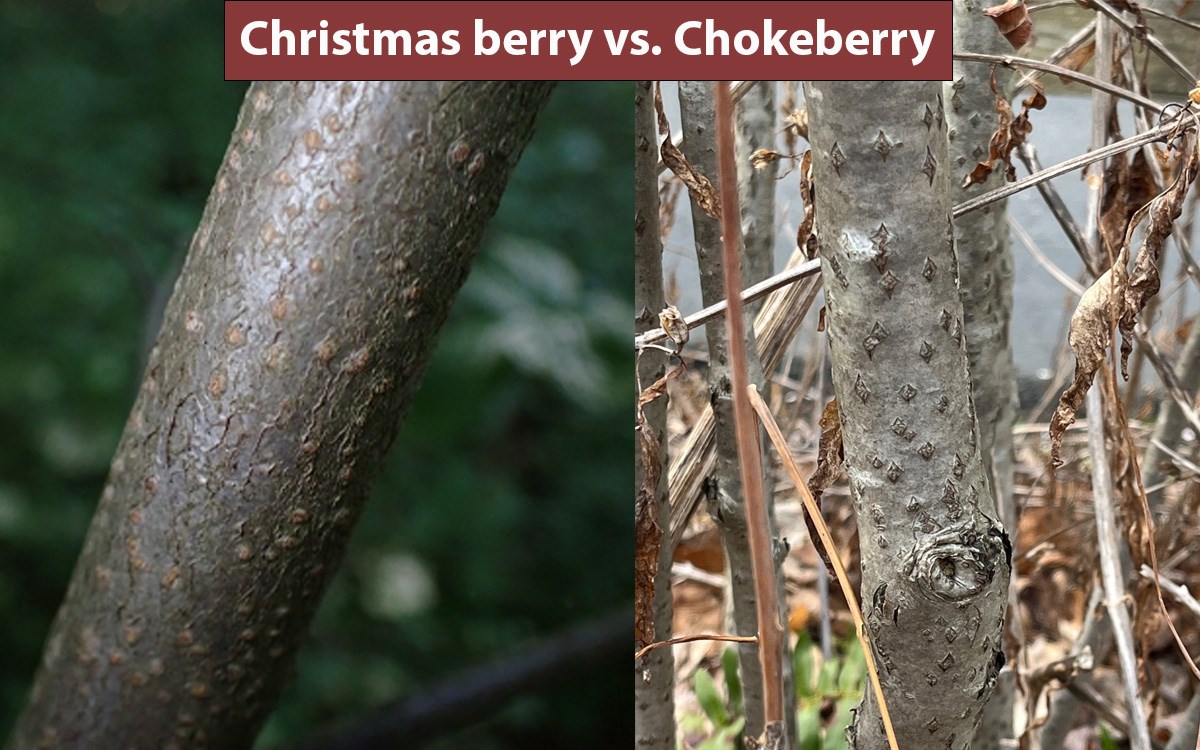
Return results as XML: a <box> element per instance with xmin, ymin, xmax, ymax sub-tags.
<box><xmin>225</xmin><ymin>1</ymin><xmax>952</xmax><ymax>81</ymax></box>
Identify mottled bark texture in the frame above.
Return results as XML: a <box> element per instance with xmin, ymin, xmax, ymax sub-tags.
<box><xmin>735</xmin><ymin>81</ymin><xmax>777</xmax><ymax>317</ymax></box>
<box><xmin>634</xmin><ymin>80</ymin><xmax>676</xmax><ymax>750</ymax></box>
<box><xmin>945</xmin><ymin>4</ymin><xmax>1019</xmax><ymax>746</ymax></box>
<box><xmin>946</xmin><ymin>0</ymin><xmax>1018</xmax><ymax>536</ymax></box>
<box><xmin>804</xmin><ymin>81</ymin><xmax>1010</xmax><ymax>750</ymax></box>
<box><xmin>677</xmin><ymin>80</ymin><xmax>790</xmax><ymax>744</ymax></box>
<box><xmin>7</xmin><ymin>80</ymin><xmax>554</xmax><ymax>750</ymax></box>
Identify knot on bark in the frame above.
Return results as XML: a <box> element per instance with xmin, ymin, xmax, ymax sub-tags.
<box><xmin>905</xmin><ymin>521</ymin><xmax>1005</xmax><ymax>601</ymax></box>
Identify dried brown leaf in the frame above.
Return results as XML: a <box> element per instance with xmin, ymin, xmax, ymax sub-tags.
<box><xmin>799</xmin><ymin>398</ymin><xmax>842</xmax><ymax>579</ymax></box>
<box><xmin>1127</xmin><ymin>149</ymin><xmax>1160</xmax><ymax>209</ymax></box>
<box><xmin>807</xmin><ymin>398</ymin><xmax>844</xmax><ymax>497</ymax></box>
<box><xmin>1049</xmin><ymin>268</ymin><xmax>1118</xmax><ymax>467</ymax></box>
<box><xmin>784</xmin><ymin>106</ymin><xmax>808</xmax><ymax>142</ymax></box>
<box><xmin>634</xmin><ymin>399</ymin><xmax>663</xmax><ymax>648</ymax></box>
<box><xmin>962</xmin><ymin>73</ymin><xmax>1046</xmax><ymax>188</ymax></box>
<box><xmin>634</xmin><ymin>346</ymin><xmax>688</xmax><ymax>647</ymax></box>
<box><xmin>1099</xmin><ymin>152</ymin><xmax>1132</xmax><ymax>259</ymax></box>
<box><xmin>637</xmin><ymin>373</ymin><xmax>670</xmax><ymax>409</ymax></box>
<box><xmin>963</xmin><ymin>161</ymin><xmax>998</xmax><ymax>189</ymax></box>
<box><xmin>1099</xmin><ymin>149</ymin><xmax>1161</xmax><ymax>262</ymax></box>
<box><xmin>654</xmin><ymin>81</ymin><xmax>720</xmax><ymax>219</ymax></box>
<box><xmin>634</xmin><ymin>302</ymin><xmax>688</xmax><ymax>647</ymax></box>
<box><xmin>1118</xmin><ymin>133</ymin><xmax>1200</xmax><ymax>375</ymax></box>
<box><xmin>984</xmin><ymin>0</ymin><xmax>1034</xmax><ymax>49</ymax></box>
<box><xmin>750</xmin><ymin>148</ymin><xmax>782</xmax><ymax>171</ymax></box>
<box><xmin>658</xmin><ymin>304</ymin><xmax>689</xmax><ymax>353</ymax></box>
<box><xmin>796</xmin><ymin>150</ymin><xmax>817</xmax><ymax>259</ymax></box>
<box><xmin>1051</xmin><ymin>133</ymin><xmax>1199</xmax><ymax>465</ymax></box>
<box><xmin>1057</xmin><ymin>39</ymin><xmax>1095</xmax><ymax>81</ymax></box>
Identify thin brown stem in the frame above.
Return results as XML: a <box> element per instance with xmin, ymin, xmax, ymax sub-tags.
<box><xmin>1014</xmin><ymin>19</ymin><xmax>1096</xmax><ymax>95</ymax></box>
<box><xmin>714</xmin><ymin>80</ymin><xmax>785</xmax><ymax>737</ymax></box>
<box><xmin>634</xmin><ymin>634</ymin><xmax>759</xmax><ymax>661</ymax></box>
<box><xmin>1089</xmin><ymin>0</ymin><xmax>1195</xmax><ymax>84</ymax></box>
<box><xmin>747</xmin><ymin>387</ymin><xmax>900</xmax><ymax>750</ymax></box>
<box><xmin>953</xmin><ymin>51</ymin><xmax>1164</xmax><ymax>112</ymax></box>
<box><xmin>1141</xmin><ymin>5</ymin><xmax>1200</xmax><ymax>34</ymax></box>
<box><xmin>954</xmin><ymin>113</ymin><xmax>1196</xmax><ymax>218</ymax></box>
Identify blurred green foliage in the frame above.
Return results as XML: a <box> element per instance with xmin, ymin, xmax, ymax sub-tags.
<box><xmin>0</xmin><ymin>2</ymin><xmax>630</xmax><ymax>748</ymax></box>
<box><xmin>682</xmin><ymin>639</ymin><xmax>866</xmax><ymax>750</ymax></box>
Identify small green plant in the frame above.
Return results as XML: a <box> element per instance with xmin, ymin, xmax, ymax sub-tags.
<box><xmin>678</xmin><ymin>648</ymin><xmax>746</xmax><ymax>750</ymax></box>
<box><xmin>679</xmin><ymin>635</ymin><xmax>868</xmax><ymax>749</ymax></box>
<box><xmin>794</xmin><ymin>632</ymin><xmax>867</xmax><ymax>750</ymax></box>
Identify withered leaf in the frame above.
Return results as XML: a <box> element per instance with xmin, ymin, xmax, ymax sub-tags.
<box><xmin>984</xmin><ymin>0</ymin><xmax>1034</xmax><ymax>49</ymax></box>
<box><xmin>804</xmin><ymin>398</ymin><xmax>842</xmax><ymax>578</ymax></box>
<box><xmin>658</xmin><ymin>304</ymin><xmax>689</xmax><ymax>353</ymax></box>
<box><xmin>1049</xmin><ymin>268</ymin><xmax>1117</xmax><ymax>467</ymax></box>
<box><xmin>1057</xmin><ymin>39</ymin><xmax>1095</xmax><ymax>80</ymax></box>
<box><xmin>1099</xmin><ymin>148</ymin><xmax>1160</xmax><ymax>262</ymax></box>
<box><xmin>796</xmin><ymin>150</ymin><xmax>817</xmax><ymax>259</ymax></box>
<box><xmin>1050</xmin><ymin>131</ymin><xmax>1200</xmax><ymax>465</ymax></box>
<box><xmin>962</xmin><ymin>73</ymin><xmax>1046</xmax><ymax>188</ymax></box>
<box><xmin>637</xmin><ymin>372</ymin><xmax>671</xmax><ymax>408</ymax></box>
<box><xmin>784</xmin><ymin>107</ymin><xmax>808</xmax><ymax>142</ymax></box>
<box><xmin>750</xmin><ymin>148</ymin><xmax>782</xmax><ymax>171</ymax></box>
<box><xmin>634</xmin><ymin>348</ymin><xmax>685</xmax><ymax>648</ymax></box>
<box><xmin>807</xmin><ymin>398</ymin><xmax>844</xmax><ymax>498</ymax></box>
<box><xmin>634</xmin><ymin>398</ymin><xmax>664</xmax><ymax>649</ymax></box>
<box><xmin>654</xmin><ymin>81</ymin><xmax>721</xmax><ymax>219</ymax></box>
<box><xmin>1098</xmin><ymin>151</ymin><xmax>1131</xmax><ymax>260</ymax></box>
<box><xmin>1118</xmin><ymin>132</ymin><xmax>1200</xmax><ymax>374</ymax></box>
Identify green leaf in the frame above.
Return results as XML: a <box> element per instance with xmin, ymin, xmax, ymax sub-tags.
<box><xmin>680</xmin><ymin>712</ymin><xmax>708</xmax><ymax>734</ymax></box>
<box><xmin>721</xmin><ymin>647</ymin><xmax>743</xmax><ymax>717</ymax></box>
<box><xmin>825</xmin><ymin>696</ymin><xmax>859</xmax><ymax>750</ymax></box>
<box><xmin>817</xmin><ymin>656</ymin><xmax>841</xmax><ymax>695</ymax></box>
<box><xmin>794</xmin><ymin>631</ymin><xmax>816</xmax><ymax>699</ymax></box>
<box><xmin>696</xmin><ymin>717</ymin><xmax>744</xmax><ymax>750</ymax></box>
<box><xmin>796</xmin><ymin>702</ymin><xmax>822</xmax><ymax>750</ymax></box>
<box><xmin>837</xmin><ymin>638</ymin><xmax>867</xmax><ymax>694</ymax></box>
<box><xmin>1099</xmin><ymin>725</ymin><xmax>1119</xmax><ymax>750</ymax></box>
<box><xmin>694</xmin><ymin>669</ymin><xmax>730</xmax><ymax>728</ymax></box>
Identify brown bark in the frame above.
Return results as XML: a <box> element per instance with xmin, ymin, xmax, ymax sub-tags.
<box><xmin>634</xmin><ymin>80</ymin><xmax>676</xmax><ymax>750</ymax></box>
<box><xmin>676</xmin><ymin>80</ymin><xmax>782</xmax><ymax>742</ymax></box>
<box><xmin>6</xmin><ymin>80</ymin><xmax>553</xmax><ymax>750</ymax></box>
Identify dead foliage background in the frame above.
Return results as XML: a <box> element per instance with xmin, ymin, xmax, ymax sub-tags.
<box><xmin>640</xmin><ymin>37</ymin><xmax>1200</xmax><ymax>748</ymax></box>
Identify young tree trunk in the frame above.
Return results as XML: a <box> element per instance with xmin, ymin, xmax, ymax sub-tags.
<box><xmin>946</xmin><ymin>0</ymin><xmax>1018</xmax><ymax>537</ymax></box>
<box><xmin>736</xmin><ymin>81</ymin><xmax>777</xmax><ymax>316</ymax></box>
<box><xmin>634</xmin><ymin>80</ymin><xmax>676</xmax><ymax>750</ymax></box>
<box><xmin>804</xmin><ymin>81</ymin><xmax>1010</xmax><ymax>750</ymax></box>
<box><xmin>677</xmin><ymin>80</ymin><xmax>790</xmax><ymax>745</ymax></box>
<box><xmin>944</xmin><ymin>3</ymin><xmax>1019</xmax><ymax>745</ymax></box>
<box><xmin>6</xmin><ymin>80</ymin><xmax>554</xmax><ymax>750</ymax></box>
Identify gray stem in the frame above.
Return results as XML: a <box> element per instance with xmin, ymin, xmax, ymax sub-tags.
<box><xmin>677</xmin><ymin>80</ymin><xmax>783</xmax><ymax>744</ymax></box>
<box><xmin>805</xmin><ymin>80</ymin><xmax>1010</xmax><ymax>749</ymax></box>
<box><xmin>634</xmin><ymin>81</ymin><xmax>676</xmax><ymax>750</ymax></box>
